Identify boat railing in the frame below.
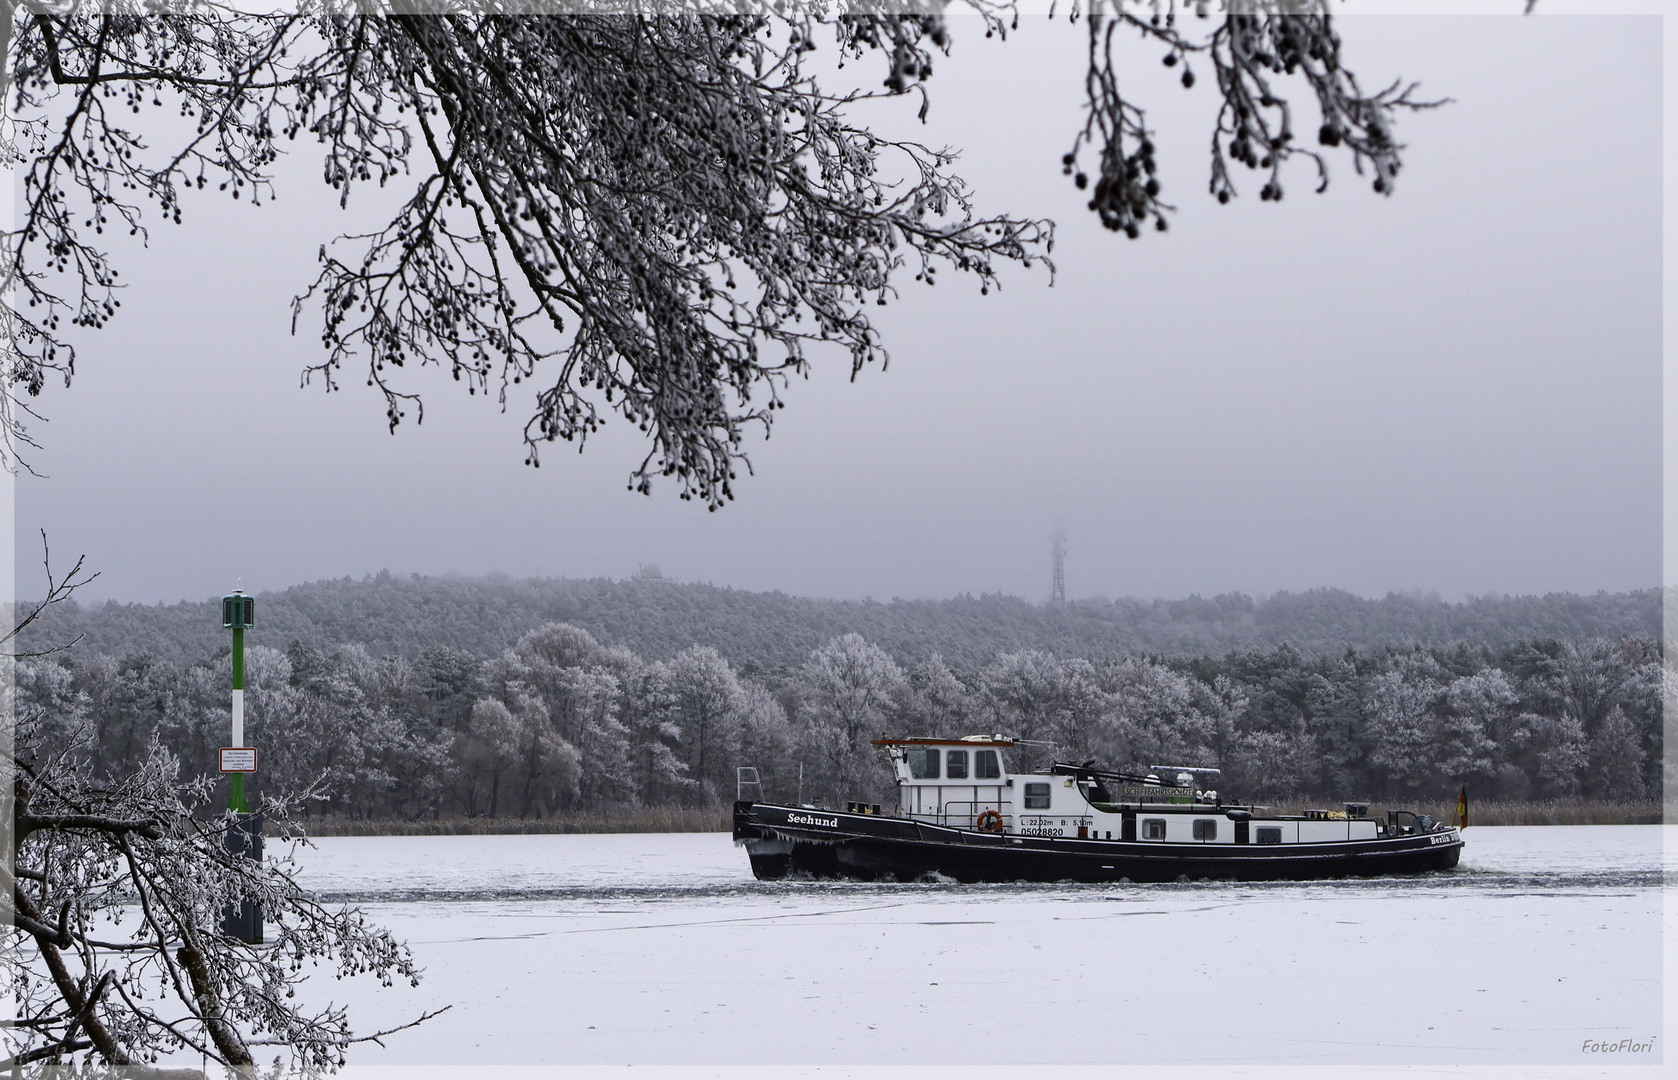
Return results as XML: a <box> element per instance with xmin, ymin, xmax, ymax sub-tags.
<box><xmin>940</xmin><ymin>800</ymin><xmax>1011</xmax><ymax>830</ymax></box>
<box><xmin>736</xmin><ymin>766</ymin><xmax>763</xmax><ymax>803</ymax></box>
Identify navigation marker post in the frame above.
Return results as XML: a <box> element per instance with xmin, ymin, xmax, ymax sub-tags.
<box><xmin>220</xmin><ymin>590</ymin><xmax>263</xmax><ymax>944</ymax></box>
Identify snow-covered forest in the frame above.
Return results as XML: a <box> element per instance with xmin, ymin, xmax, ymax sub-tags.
<box><xmin>16</xmin><ymin>572</ymin><xmax>1661</xmax><ymax>669</ymax></box>
<box><xmin>14</xmin><ymin>578</ymin><xmax>1666</xmax><ymax>814</ymax></box>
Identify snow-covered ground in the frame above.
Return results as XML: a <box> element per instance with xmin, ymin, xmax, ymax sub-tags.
<box><xmin>272</xmin><ymin>826</ymin><xmax>1669</xmax><ymax>1078</ymax></box>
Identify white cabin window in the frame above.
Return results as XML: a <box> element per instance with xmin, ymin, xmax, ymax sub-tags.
<box><xmin>1023</xmin><ymin>783</ymin><xmax>1051</xmax><ymax>809</ymax></box>
<box><xmin>1193</xmin><ymin>819</ymin><xmax>1218</xmax><ymax>841</ymax></box>
<box><xmin>975</xmin><ymin>750</ymin><xmax>1001</xmax><ymax>779</ymax></box>
<box><xmin>946</xmin><ymin>750</ymin><xmax>969</xmax><ymax>779</ymax></box>
<box><xmin>906</xmin><ymin>748</ymin><xmax>940</xmax><ymax>780</ymax></box>
<box><xmin>1256</xmin><ymin>826</ymin><xmax>1282</xmax><ymax>845</ymax></box>
<box><xmin>1142</xmin><ymin>818</ymin><xmax>1166</xmax><ymax>840</ymax></box>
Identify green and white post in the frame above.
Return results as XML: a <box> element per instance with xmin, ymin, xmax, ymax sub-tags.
<box><xmin>220</xmin><ymin>590</ymin><xmax>262</xmax><ymax>943</ymax></box>
<box><xmin>227</xmin><ymin>591</ymin><xmax>252</xmax><ymax>811</ymax></box>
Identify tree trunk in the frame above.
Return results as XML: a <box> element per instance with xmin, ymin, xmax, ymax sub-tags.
<box><xmin>176</xmin><ymin>936</ymin><xmax>254</xmax><ymax>1069</ymax></box>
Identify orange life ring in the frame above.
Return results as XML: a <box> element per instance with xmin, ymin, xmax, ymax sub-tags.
<box><xmin>976</xmin><ymin>810</ymin><xmax>1004</xmax><ymax>833</ymax></box>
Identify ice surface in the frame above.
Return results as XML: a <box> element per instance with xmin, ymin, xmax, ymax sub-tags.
<box><xmin>271</xmin><ymin>826</ymin><xmax>1668</xmax><ymax>1074</ymax></box>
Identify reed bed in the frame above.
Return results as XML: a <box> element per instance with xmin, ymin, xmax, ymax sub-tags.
<box><xmin>299</xmin><ymin>807</ymin><xmax>731</xmax><ymax>837</ymax></box>
<box><xmin>293</xmin><ymin>799</ymin><xmax>1667</xmax><ymax>836</ymax></box>
<box><xmin>1430</xmin><ymin>799</ymin><xmax>1666</xmax><ymax>826</ymax></box>
<box><xmin>1265</xmin><ymin>799</ymin><xmax>1667</xmax><ymax>827</ymax></box>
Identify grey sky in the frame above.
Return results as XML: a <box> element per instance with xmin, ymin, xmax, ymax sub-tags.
<box><xmin>8</xmin><ymin>13</ymin><xmax>1663</xmax><ymax>606</ymax></box>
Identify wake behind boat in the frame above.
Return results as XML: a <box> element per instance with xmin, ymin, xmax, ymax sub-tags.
<box><xmin>733</xmin><ymin>736</ymin><xmax>1463</xmax><ymax>883</ymax></box>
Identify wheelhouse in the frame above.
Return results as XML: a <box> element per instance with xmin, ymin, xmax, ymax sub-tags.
<box><xmin>874</xmin><ymin>736</ymin><xmax>1015</xmax><ymax>830</ymax></box>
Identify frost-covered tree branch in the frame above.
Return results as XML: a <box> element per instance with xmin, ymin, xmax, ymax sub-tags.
<box><xmin>6</xmin><ymin>675</ymin><xmax>440</xmax><ymax>1073</ymax></box>
<box><xmin>2</xmin><ymin>531</ymin><xmax>99</xmax><ymax>660</ymax></box>
<box><xmin>6</xmin><ymin>737</ymin><xmax>442</xmax><ymax>1073</ymax></box>
<box><xmin>2</xmin><ymin>1</ymin><xmax>1433</xmax><ymax>503</ymax></box>
<box><xmin>1061</xmin><ymin>0</ymin><xmax>1444</xmax><ymax>235</ymax></box>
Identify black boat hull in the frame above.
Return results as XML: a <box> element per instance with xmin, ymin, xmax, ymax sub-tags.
<box><xmin>733</xmin><ymin>801</ymin><xmax>1462</xmax><ymax>884</ymax></box>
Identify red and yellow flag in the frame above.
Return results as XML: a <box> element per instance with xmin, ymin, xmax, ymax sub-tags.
<box><xmin>1457</xmin><ymin>783</ymin><xmax>1469</xmax><ymax>830</ymax></box>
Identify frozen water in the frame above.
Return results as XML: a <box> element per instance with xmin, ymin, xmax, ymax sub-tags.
<box><xmin>273</xmin><ymin>826</ymin><xmax>1668</xmax><ymax>1073</ymax></box>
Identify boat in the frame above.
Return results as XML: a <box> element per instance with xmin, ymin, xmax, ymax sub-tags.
<box><xmin>732</xmin><ymin>735</ymin><xmax>1463</xmax><ymax>883</ymax></box>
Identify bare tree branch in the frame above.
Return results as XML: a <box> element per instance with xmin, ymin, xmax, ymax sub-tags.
<box><xmin>2</xmin><ymin>531</ymin><xmax>99</xmax><ymax>658</ymax></box>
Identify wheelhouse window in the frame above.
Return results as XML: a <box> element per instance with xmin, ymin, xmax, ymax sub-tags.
<box><xmin>1024</xmin><ymin>782</ymin><xmax>1051</xmax><ymax>809</ymax></box>
<box><xmin>1143</xmin><ymin>818</ymin><xmax>1167</xmax><ymax>840</ymax></box>
<box><xmin>1255</xmin><ymin>826</ymin><xmax>1283</xmax><ymax>845</ymax></box>
<box><xmin>906</xmin><ymin>748</ymin><xmax>940</xmax><ymax>779</ymax></box>
<box><xmin>945</xmin><ymin>749</ymin><xmax>969</xmax><ymax>779</ymax></box>
<box><xmin>975</xmin><ymin>750</ymin><xmax>1001</xmax><ymax>779</ymax></box>
<box><xmin>1193</xmin><ymin>819</ymin><xmax>1218</xmax><ymax>841</ymax></box>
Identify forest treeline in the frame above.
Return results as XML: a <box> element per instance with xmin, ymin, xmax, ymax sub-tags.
<box><xmin>15</xmin><ymin>614</ymin><xmax>1666</xmax><ymax>820</ymax></box>
<box><xmin>13</xmin><ymin>571</ymin><xmax>1665</xmax><ymax>672</ymax></box>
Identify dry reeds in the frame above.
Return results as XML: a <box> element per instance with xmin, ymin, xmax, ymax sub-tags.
<box><xmin>1266</xmin><ymin>798</ymin><xmax>1666</xmax><ymax>826</ymax></box>
<box><xmin>299</xmin><ymin>807</ymin><xmax>731</xmax><ymax>837</ymax></box>
<box><xmin>1416</xmin><ymin>799</ymin><xmax>1665</xmax><ymax>826</ymax></box>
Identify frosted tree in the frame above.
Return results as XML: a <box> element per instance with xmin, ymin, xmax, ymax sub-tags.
<box><xmin>979</xmin><ymin>650</ymin><xmax>1103</xmax><ymax>760</ymax></box>
<box><xmin>559</xmin><ymin>666</ymin><xmax>637</xmax><ymax>805</ymax></box>
<box><xmin>1526</xmin><ymin>713</ymin><xmax>1588</xmax><ymax>798</ymax></box>
<box><xmin>228</xmin><ymin>646</ymin><xmax>348</xmax><ymax>803</ymax></box>
<box><xmin>5</xmin><ymin>557</ymin><xmax>439</xmax><ymax>1074</ymax></box>
<box><xmin>486</xmin><ymin>624</ymin><xmax>636</xmax><ymax>806</ymax></box>
<box><xmin>902</xmin><ymin>653</ymin><xmax>973</xmax><ymax>735</ymax></box>
<box><xmin>455</xmin><ymin>696</ymin><xmax>522</xmax><ymax>817</ymax></box>
<box><xmin>506</xmin><ymin>692</ymin><xmax>581</xmax><ymax>817</ymax></box>
<box><xmin>1584</xmin><ymin>706</ymin><xmax>1644</xmax><ymax>799</ymax></box>
<box><xmin>1300</xmin><ymin>657</ymin><xmax>1365</xmax><ymax>796</ymax></box>
<box><xmin>1223</xmin><ymin>730</ymin><xmax>1313</xmax><ymax>800</ymax></box>
<box><xmin>1364</xmin><ymin>655</ymin><xmax>1449</xmax><ymax>797</ymax></box>
<box><xmin>11</xmin><ymin>657</ymin><xmax>89</xmax><ymax>758</ymax></box>
<box><xmin>2</xmin><ymin>3</ymin><xmax>1429</xmax><ymax>499</ymax></box>
<box><xmin>6</xmin><ymin>732</ymin><xmax>440</xmax><ymax>1072</ymax></box>
<box><xmin>1091</xmin><ymin>657</ymin><xmax>1210</xmax><ymax>769</ymax></box>
<box><xmin>1611</xmin><ymin>658</ymin><xmax>1670</xmax><ymax>796</ymax></box>
<box><xmin>649</xmin><ymin>647</ymin><xmax>745</xmax><ymax>799</ymax></box>
<box><xmin>798</xmin><ymin>633</ymin><xmax>905</xmax><ymax>802</ymax></box>
<box><xmin>1536</xmin><ymin>640</ymin><xmax>1634</xmax><ymax>739</ymax></box>
<box><xmin>1438</xmin><ymin>666</ymin><xmax>1517</xmax><ymax>798</ymax></box>
<box><xmin>264</xmin><ymin>642</ymin><xmax>452</xmax><ymax>818</ymax></box>
<box><xmin>512</xmin><ymin>623</ymin><xmax>609</xmax><ymax>680</ymax></box>
<box><xmin>601</xmin><ymin>645</ymin><xmax>694</xmax><ymax>808</ymax></box>
<box><xmin>734</xmin><ymin>681</ymin><xmax>793</xmax><ymax>802</ymax></box>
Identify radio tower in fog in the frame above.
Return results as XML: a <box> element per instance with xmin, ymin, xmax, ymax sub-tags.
<box><xmin>1050</xmin><ymin>527</ymin><xmax>1067</xmax><ymax>604</ymax></box>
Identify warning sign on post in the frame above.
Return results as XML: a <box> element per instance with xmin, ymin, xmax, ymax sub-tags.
<box><xmin>219</xmin><ymin>748</ymin><xmax>258</xmax><ymax>773</ymax></box>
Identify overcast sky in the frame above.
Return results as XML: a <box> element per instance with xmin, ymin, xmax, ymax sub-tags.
<box><xmin>6</xmin><ymin>12</ymin><xmax>1664</xmax><ymax>606</ymax></box>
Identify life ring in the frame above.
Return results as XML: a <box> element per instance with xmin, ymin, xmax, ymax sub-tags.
<box><xmin>976</xmin><ymin>810</ymin><xmax>1004</xmax><ymax>833</ymax></box>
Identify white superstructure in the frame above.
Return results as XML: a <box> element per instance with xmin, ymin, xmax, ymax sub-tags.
<box><xmin>876</xmin><ymin>736</ymin><xmax>1386</xmax><ymax>845</ymax></box>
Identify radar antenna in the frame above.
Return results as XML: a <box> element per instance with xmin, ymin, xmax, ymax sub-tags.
<box><xmin>1050</xmin><ymin>527</ymin><xmax>1067</xmax><ymax>604</ymax></box>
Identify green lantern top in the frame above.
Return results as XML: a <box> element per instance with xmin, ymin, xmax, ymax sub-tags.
<box><xmin>222</xmin><ymin>592</ymin><xmax>255</xmax><ymax>630</ymax></box>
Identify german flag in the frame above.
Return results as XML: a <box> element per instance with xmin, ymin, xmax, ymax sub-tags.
<box><xmin>1457</xmin><ymin>783</ymin><xmax>1469</xmax><ymax>830</ymax></box>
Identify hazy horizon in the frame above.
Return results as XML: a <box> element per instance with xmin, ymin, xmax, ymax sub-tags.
<box><xmin>26</xmin><ymin>562</ymin><xmax>1661</xmax><ymax>611</ymax></box>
